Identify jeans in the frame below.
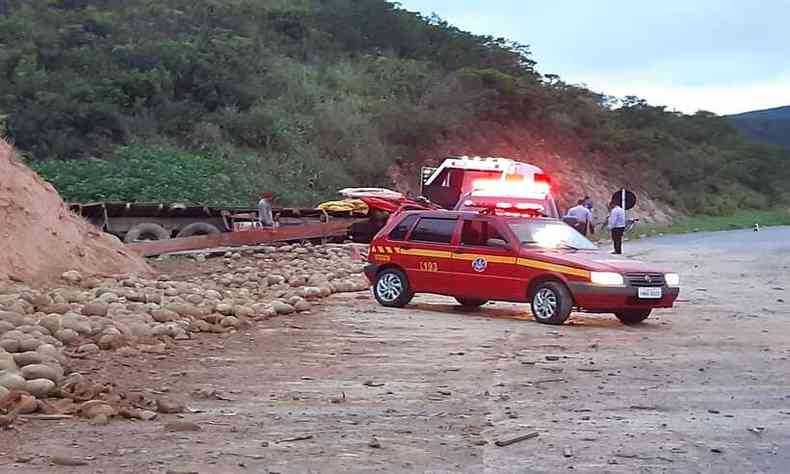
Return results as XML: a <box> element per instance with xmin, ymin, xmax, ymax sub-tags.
<box><xmin>611</xmin><ymin>227</ymin><xmax>625</xmax><ymax>254</ymax></box>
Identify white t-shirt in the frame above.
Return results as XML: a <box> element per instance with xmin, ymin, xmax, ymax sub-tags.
<box><xmin>608</xmin><ymin>206</ymin><xmax>626</xmax><ymax>229</ymax></box>
<box><xmin>566</xmin><ymin>205</ymin><xmax>592</xmax><ymax>224</ymax></box>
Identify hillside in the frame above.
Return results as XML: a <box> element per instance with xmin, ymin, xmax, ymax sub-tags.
<box><xmin>1</xmin><ymin>0</ymin><xmax>789</xmax><ymax>217</ymax></box>
<box><xmin>730</xmin><ymin>106</ymin><xmax>790</xmax><ymax>149</ymax></box>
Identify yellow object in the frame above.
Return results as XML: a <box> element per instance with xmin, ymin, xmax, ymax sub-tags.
<box><xmin>318</xmin><ymin>199</ymin><xmax>369</xmax><ymax>214</ymax></box>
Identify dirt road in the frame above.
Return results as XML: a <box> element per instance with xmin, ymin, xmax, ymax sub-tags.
<box><xmin>2</xmin><ymin>227</ymin><xmax>789</xmax><ymax>473</ymax></box>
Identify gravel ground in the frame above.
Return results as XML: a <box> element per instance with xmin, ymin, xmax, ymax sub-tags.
<box><xmin>1</xmin><ymin>227</ymin><xmax>789</xmax><ymax>473</ymax></box>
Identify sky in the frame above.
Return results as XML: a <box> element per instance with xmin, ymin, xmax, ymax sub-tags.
<box><xmin>396</xmin><ymin>0</ymin><xmax>790</xmax><ymax>115</ymax></box>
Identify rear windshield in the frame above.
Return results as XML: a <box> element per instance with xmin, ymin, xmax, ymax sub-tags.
<box><xmin>508</xmin><ymin>219</ymin><xmax>597</xmax><ymax>250</ymax></box>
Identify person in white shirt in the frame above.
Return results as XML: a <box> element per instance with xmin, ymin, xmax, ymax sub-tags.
<box><xmin>565</xmin><ymin>199</ymin><xmax>593</xmax><ymax>236</ymax></box>
<box><xmin>257</xmin><ymin>192</ymin><xmax>275</xmax><ymax>229</ymax></box>
<box><xmin>607</xmin><ymin>199</ymin><xmax>626</xmax><ymax>254</ymax></box>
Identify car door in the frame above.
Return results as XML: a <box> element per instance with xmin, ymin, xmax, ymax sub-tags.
<box><xmin>450</xmin><ymin>217</ymin><xmax>523</xmax><ymax>301</ymax></box>
<box><xmin>398</xmin><ymin>215</ymin><xmax>458</xmax><ymax>294</ymax></box>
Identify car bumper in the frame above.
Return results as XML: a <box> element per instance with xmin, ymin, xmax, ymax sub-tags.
<box><xmin>568</xmin><ymin>282</ymin><xmax>680</xmax><ymax>311</ymax></box>
<box><xmin>363</xmin><ymin>264</ymin><xmax>379</xmax><ymax>284</ymax></box>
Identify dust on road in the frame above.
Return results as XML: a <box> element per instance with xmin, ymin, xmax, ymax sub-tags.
<box><xmin>2</xmin><ymin>227</ymin><xmax>789</xmax><ymax>473</ymax></box>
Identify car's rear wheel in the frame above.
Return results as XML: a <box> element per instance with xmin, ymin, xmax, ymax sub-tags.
<box><xmin>455</xmin><ymin>298</ymin><xmax>488</xmax><ymax>308</ymax></box>
<box><xmin>615</xmin><ymin>309</ymin><xmax>652</xmax><ymax>325</ymax></box>
<box><xmin>530</xmin><ymin>281</ymin><xmax>573</xmax><ymax>325</ymax></box>
<box><xmin>373</xmin><ymin>268</ymin><xmax>414</xmax><ymax>308</ymax></box>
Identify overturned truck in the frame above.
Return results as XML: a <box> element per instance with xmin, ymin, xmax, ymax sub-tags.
<box><xmin>68</xmin><ymin>201</ymin><xmax>348</xmax><ymax>244</ymax></box>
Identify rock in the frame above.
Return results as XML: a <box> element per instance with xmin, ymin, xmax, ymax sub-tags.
<box><xmin>215</xmin><ymin>303</ymin><xmax>235</xmax><ymax>316</ymax></box>
<box><xmin>18</xmin><ymin>338</ymin><xmax>41</xmax><ymax>352</ymax></box>
<box><xmin>156</xmin><ymin>398</ymin><xmax>185</xmax><ymax>414</ymax></box>
<box><xmin>79</xmin><ymin>400</ymin><xmax>116</xmax><ymax>418</ymax></box>
<box><xmin>220</xmin><ymin>316</ymin><xmax>240</xmax><ymax>328</ymax></box>
<box><xmin>13</xmin><ymin>351</ymin><xmax>44</xmax><ymax>367</ymax></box>
<box><xmin>21</xmin><ymin>364</ymin><xmax>62</xmax><ymax>383</ymax></box>
<box><xmin>24</xmin><ymin>378</ymin><xmax>55</xmax><ymax>397</ymax></box>
<box><xmin>55</xmin><ymin>329</ymin><xmax>79</xmax><ymax>344</ymax></box>
<box><xmin>151</xmin><ymin>309</ymin><xmax>178</xmax><ymax>323</ymax></box>
<box><xmin>15</xmin><ymin>393</ymin><xmax>38</xmax><ymax>414</ymax></box>
<box><xmin>0</xmin><ymin>339</ymin><xmax>20</xmax><ymax>353</ymax></box>
<box><xmin>233</xmin><ymin>305</ymin><xmax>254</xmax><ymax>318</ymax></box>
<box><xmin>0</xmin><ymin>352</ymin><xmax>17</xmax><ymax>371</ymax></box>
<box><xmin>301</xmin><ymin>287</ymin><xmax>323</xmax><ymax>299</ymax></box>
<box><xmin>61</xmin><ymin>270</ymin><xmax>83</xmax><ymax>284</ymax></box>
<box><xmin>272</xmin><ymin>301</ymin><xmax>294</xmax><ymax>315</ymax></box>
<box><xmin>0</xmin><ymin>371</ymin><xmax>27</xmax><ymax>390</ymax></box>
<box><xmin>368</xmin><ymin>436</ymin><xmax>382</xmax><ymax>448</ymax></box>
<box><xmin>40</xmin><ymin>303</ymin><xmax>73</xmax><ymax>315</ymax></box>
<box><xmin>140</xmin><ymin>410</ymin><xmax>158</xmax><ymax>421</ymax></box>
<box><xmin>139</xmin><ymin>343</ymin><xmax>166</xmax><ymax>354</ymax></box>
<box><xmin>90</xmin><ymin>414</ymin><xmax>111</xmax><ymax>426</ymax></box>
<box><xmin>0</xmin><ymin>321</ymin><xmax>15</xmax><ymax>334</ymax></box>
<box><xmin>50</xmin><ymin>456</ymin><xmax>88</xmax><ymax>466</ymax></box>
<box><xmin>78</xmin><ymin>343</ymin><xmax>100</xmax><ymax>354</ymax></box>
<box><xmin>98</xmin><ymin>334</ymin><xmax>118</xmax><ymax>350</ymax></box>
<box><xmin>164</xmin><ymin>420</ymin><xmax>201</xmax><ymax>432</ymax></box>
<box><xmin>0</xmin><ymin>386</ymin><xmax>8</xmax><ymax>400</ymax></box>
<box><xmin>294</xmin><ymin>300</ymin><xmax>311</xmax><ymax>312</ymax></box>
<box><xmin>82</xmin><ymin>302</ymin><xmax>109</xmax><ymax>317</ymax></box>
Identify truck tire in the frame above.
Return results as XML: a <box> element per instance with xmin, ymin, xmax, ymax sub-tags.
<box><xmin>176</xmin><ymin>222</ymin><xmax>221</xmax><ymax>238</ymax></box>
<box><xmin>615</xmin><ymin>309</ymin><xmax>652</xmax><ymax>325</ymax></box>
<box><xmin>124</xmin><ymin>223</ymin><xmax>171</xmax><ymax>243</ymax></box>
<box><xmin>530</xmin><ymin>280</ymin><xmax>573</xmax><ymax>325</ymax></box>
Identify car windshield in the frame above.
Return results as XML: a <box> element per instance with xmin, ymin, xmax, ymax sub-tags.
<box><xmin>508</xmin><ymin>219</ymin><xmax>598</xmax><ymax>250</ymax></box>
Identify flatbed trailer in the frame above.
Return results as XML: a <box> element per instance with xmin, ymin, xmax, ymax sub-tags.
<box><xmin>68</xmin><ymin>201</ymin><xmax>361</xmax><ymax>243</ymax></box>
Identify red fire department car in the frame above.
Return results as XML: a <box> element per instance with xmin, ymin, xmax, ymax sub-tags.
<box><xmin>363</xmin><ymin>208</ymin><xmax>680</xmax><ymax>325</ymax></box>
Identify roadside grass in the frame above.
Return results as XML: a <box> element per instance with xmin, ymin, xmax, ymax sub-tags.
<box><xmin>633</xmin><ymin>208</ymin><xmax>790</xmax><ymax>238</ymax></box>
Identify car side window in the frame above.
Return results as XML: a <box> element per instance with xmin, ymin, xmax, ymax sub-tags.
<box><xmin>461</xmin><ymin>220</ymin><xmax>507</xmax><ymax>247</ymax></box>
<box><xmin>388</xmin><ymin>215</ymin><xmax>419</xmax><ymax>241</ymax></box>
<box><xmin>409</xmin><ymin>217</ymin><xmax>457</xmax><ymax>244</ymax></box>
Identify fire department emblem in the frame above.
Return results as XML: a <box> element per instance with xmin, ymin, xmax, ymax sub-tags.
<box><xmin>472</xmin><ymin>257</ymin><xmax>488</xmax><ymax>273</ymax></box>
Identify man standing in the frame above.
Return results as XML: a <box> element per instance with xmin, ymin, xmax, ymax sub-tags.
<box><xmin>257</xmin><ymin>192</ymin><xmax>275</xmax><ymax>229</ymax></box>
<box><xmin>566</xmin><ymin>199</ymin><xmax>593</xmax><ymax>236</ymax></box>
<box><xmin>607</xmin><ymin>199</ymin><xmax>626</xmax><ymax>254</ymax></box>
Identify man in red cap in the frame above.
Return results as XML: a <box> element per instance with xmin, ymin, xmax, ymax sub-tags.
<box><xmin>257</xmin><ymin>192</ymin><xmax>274</xmax><ymax>228</ymax></box>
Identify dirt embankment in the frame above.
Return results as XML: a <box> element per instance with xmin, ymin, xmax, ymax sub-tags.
<box><xmin>391</xmin><ymin>126</ymin><xmax>678</xmax><ymax>226</ymax></box>
<box><xmin>0</xmin><ymin>140</ymin><xmax>151</xmax><ymax>286</ymax></box>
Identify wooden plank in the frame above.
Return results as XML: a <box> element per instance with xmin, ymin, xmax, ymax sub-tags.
<box><xmin>127</xmin><ymin>219</ymin><xmax>362</xmax><ymax>257</ymax></box>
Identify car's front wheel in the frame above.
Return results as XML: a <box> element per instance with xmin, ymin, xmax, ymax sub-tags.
<box><xmin>373</xmin><ymin>268</ymin><xmax>414</xmax><ymax>308</ymax></box>
<box><xmin>530</xmin><ymin>281</ymin><xmax>573</xmax><ymax>325</ymax></box>
<box><xmin>615</xmin><ymin>309</ymin><xmax>652</xmax><ymax>325</ymax></box>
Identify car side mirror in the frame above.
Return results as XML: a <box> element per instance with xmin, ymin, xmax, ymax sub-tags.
<box><xmin>562</xmin><ymin>216</ymin><xmax>578</xmax><ymax>227</ymax></box>
<box><xmin>487</xmin><ymin>238</ymin><xmax>509</xmax><ymax>249</ymax></box>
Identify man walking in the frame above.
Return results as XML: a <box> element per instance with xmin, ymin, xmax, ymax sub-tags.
<box><xmin>257</xmin><ymin>192</ymin><xmax>275</xmax><ymax>229</ymax></box>
<box><xmin>607</xmin><ymin>199</ymin><xmax>626</xmax><ymax>254</ymax></box>
<box><xmin>566</xmin><ymin>199</ymin><xmax>593</xmax><ymax>236</ymax></box>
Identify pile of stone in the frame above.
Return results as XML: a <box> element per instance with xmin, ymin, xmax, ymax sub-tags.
<box><xmin>0</xmin><ymin>243</ymin><xmax>369</xmax><ymax>418</ymax></box>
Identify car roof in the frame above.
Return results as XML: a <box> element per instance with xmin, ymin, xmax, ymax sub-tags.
<box><xmin>398</xmin><ymin>209</ymin><xmax>560</xmax><ymax>223</ymax></box>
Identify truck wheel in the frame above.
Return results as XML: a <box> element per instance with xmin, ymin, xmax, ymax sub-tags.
<box><xmin>530</xmin><ymin>281</ymin><xmax>573</xmax><ymax>325</ymax></box>
<box><xmin>455</xmin><ymin>298</ymin><xmax>488</xmax><ymax>308</ymax></box>
<box><xmin>176</xmin><ymin>222</ymin><xmax>221</xmax><ymax>238</ymax></box>
<box><xmin>373</xmin><ymin>268</ymin><xmax>414</xmax><ymax>308</ymax></box>
<box><xmin>615</xmin><ymin>309</ymin><xmax>652</xmax><ymax>325</ymax></box>
<box><xmin>124</xmin><ymin>223</ymin><xmax>170</xmax><ymax>243</ymax></box>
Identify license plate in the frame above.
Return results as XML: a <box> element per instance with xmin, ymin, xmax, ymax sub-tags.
<box><xmin>638</xmin><ymin>287</ymin><xmax>662</xmax><ymax>299</ymax></box>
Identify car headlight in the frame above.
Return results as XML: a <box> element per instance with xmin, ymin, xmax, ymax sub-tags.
<box><xmin>664</xmin><ymin>273</ymin><xmax>680</xmax><ymax>287</ymax></box>
<box><xmin>590</xmin><ymin>272</ymin><xmax>624</xmax><ymax>286</ymax></box>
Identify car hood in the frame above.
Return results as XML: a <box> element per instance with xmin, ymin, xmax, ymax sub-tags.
<box><xmin>524</xmin><ymin>249</ymin><xmax>670</xmax><ymax>274</ymax></box>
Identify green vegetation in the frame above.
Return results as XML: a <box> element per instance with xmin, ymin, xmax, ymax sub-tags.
<box><xmin>636</xmin><ymin>208</ymin><xmax>790</xmax><ymax>236</ymax></box>
<box><xmin>1</xmin><ymin>0</ymin><xmax>789</xmax><ymax>212</ymax></box>
<box><xmin>730</xmin><ymin>105</ymin><xmax>790</xmax><ymax>149</ymax></box>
